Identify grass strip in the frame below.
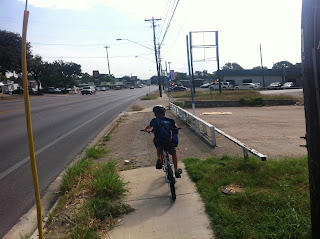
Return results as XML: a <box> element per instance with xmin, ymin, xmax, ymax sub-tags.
<box><xmin>170</xmin><ymin>90</ymin><xmax>302</xmax><ymax>103</ymax></box>
<box><xmin>140</xmin><ymin>93</ymin><xmax>158</xmax><ymax>100</ymax></box>
<box><xmin>183</xmin><ymin>155</ymin><xmax>310</xmax><ymax>239</ymax></box>
<box><xmin>86</xmin><ymin>146</ymin><xmax>108</xmax><ymax>159</ymax></box>
<box><xmin>46</xmin><ymin>160</ymin><xmax>133</xmax><ymax>239</ymax></box>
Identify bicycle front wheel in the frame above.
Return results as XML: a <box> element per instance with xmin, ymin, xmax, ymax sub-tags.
<box><xmin>167</xmin><ymin>166</ymin><xmax>176</xmax><ymax>200</ymax></box>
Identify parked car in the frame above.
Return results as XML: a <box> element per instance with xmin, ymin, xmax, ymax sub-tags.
<box><xmin>171</xmin><ymin>85</ymin><xmax>187</xmax><ymax>91</ymax></box>
<box><xmin>210</xmin><ymin>82</ymin><xmax>232</xmax><ymax>90</ymax></box>
<box><xmin>234</xmin><ymin>83</ymin><xmax>260</xmax><ymax>90</ymax></box>
<box><xmin>81</xmin><ymin>86</ymin><xmax>96</xmax><ymax>95</ymax></box>
<box><xmin>130</xmin><ymin>86</ymin><xmax>135</xmax><ymax>89</ymax></box>
<box><xmin>281</xmin><ymin>82</ymin><xmax>295</xmax><ymax>89</ymax></box>
<box><xmin>267</xmin><ymin>82</ymin><xmax>282</xmax><ymax>89</ymax></box>
<box><xmin>48</xmin><ymin>87</ymin><xmax>57</xmax><ymax>94</ymax></box>
<box><xmin>200</xmin><ymin>83</ymin><xmax>211</xmax><ymax>88</ymax></box>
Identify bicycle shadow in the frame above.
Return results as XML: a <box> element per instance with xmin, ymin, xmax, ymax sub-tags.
<box><xmin>122</xmin><ymin>170</ymin><xmax>178</xmax><ymax>227</ymax></box>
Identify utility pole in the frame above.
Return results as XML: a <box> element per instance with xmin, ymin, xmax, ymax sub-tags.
<box><xmin>189</xmin><ymin>32</ymin><xmax>196</xmax><ymax>94</ymax></box>
<box><xmin>301</xmin><ymin>0</ymin><xmax>320</xmax><ymax>238</ymax></box>
<box><xmin>104</xmin><ymin>46</ymin><xmax>111</xmax><ymax>76</ymax></box>
<box><xmin>260</xmin><ymin>44</ymin><xmax>265</xmax><ymax>87</ymax></box>
<box><xmin>145</xmin><ymin>17</ymin><xmax>162</xmax><ymax>97</ymax></box>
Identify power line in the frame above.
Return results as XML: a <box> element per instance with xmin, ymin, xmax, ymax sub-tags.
<box><xmin>41</xmin><ymin>53</ymin><xmax>154</xmax><ymax>59</ymax></box>
<box><xmin>31</xmin><ymin>41</ymin><xmax>152</xmax><ymax>47</ymax></box>
<box><xmin>158</xmin><ymin>0</ymin><xmax>176</xmax><ymax>40</ymax></box>
<box><xmin>160</xmin><ymin>0</ymin><xmax>180</xmax><ymax>45</ymax></box>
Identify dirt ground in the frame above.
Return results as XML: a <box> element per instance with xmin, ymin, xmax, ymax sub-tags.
<box><xmin>100</xmin><ymin>95</ymin><xmax>306</xmax><ymax>169</ymax></box>
<box><xmin>188</xmin><ymin>105</ymin><xmax>307</xmax><ymax>159</ymax></box>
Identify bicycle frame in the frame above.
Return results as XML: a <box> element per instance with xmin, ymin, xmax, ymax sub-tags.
<box><xmin>160</xmin><ymin>147</ymin><xmax>176</xmax><ymax>184</ymax></box>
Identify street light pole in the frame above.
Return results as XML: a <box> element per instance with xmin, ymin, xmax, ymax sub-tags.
<box><xmin>104</xmin><ymin>46</ymin><xmax>111</xmax><ymax>76</ymax></box>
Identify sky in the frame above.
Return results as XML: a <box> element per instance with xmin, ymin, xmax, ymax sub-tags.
<box><xmin>0</xmin><ymin>0</ymin><xmax>302</xmax><ymax>79</ymax></box>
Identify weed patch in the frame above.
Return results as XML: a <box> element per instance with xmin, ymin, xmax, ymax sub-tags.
<box><xmin>183</xmin><ymin>156</ymin><xmax>310</xmax><ymax>238</ymax></box>
<box><xmin>86</xmin><ymin>146</ymin><xmax>108</xmax><ymax>159</ymax></box>
<box><xmin>45</xmin><ymin>161</ymin><xmax>133</xmax><ymax>238</ymax></box>
<box><xmin>103</xmin><ymin>135</ymin><xmax>111</xmax><ymax>142</ymax></box>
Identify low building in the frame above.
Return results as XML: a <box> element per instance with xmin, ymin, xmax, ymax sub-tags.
<box><xmin>219</xmin><ymin>69</ymin><xmax>302</xmax><ymax>87</ymax></box>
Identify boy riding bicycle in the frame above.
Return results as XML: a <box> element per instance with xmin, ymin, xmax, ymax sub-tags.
<box><xmin>144</xmin><ymin>105</ymin><xmax>182</xmax><ymax>178</ymax></box>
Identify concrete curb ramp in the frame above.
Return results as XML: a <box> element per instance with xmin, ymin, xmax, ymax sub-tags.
<box><xmin>108</xmin><ymin>164</ymin><xmax>214</xmax><ymax>239</ymax></box>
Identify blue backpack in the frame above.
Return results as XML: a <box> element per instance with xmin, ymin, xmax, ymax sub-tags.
<box><xmin>153</xmin><ymin>117</ymin><xmax>178</xmax><ymax>148</ymax></box>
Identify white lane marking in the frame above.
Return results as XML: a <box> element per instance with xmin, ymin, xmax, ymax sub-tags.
<box><xmin>0</xmin><ymin>97</ymin><xmax>133</xmax><ymax>180</ymax></box>
<box><xmin>60</xmin><ymin>108</ymin><xmax>72</xmax><ymax>112</ymax></box>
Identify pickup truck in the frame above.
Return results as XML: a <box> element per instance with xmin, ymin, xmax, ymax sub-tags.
<box><xmin>81</xmin><ymin>86</ymin><xmax>96</xmax><ymax>95</ymax></box>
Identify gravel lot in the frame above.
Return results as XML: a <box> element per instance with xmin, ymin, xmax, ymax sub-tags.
<box><xmin>189</xmin><ymin>105</ymin><xmax>307</xmax><ymax>159</ymax></box>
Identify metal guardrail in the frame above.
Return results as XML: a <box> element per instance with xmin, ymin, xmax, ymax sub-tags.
<box><xmin>170</xmin><ymin>102</ymin><xmax>267</xmax><ymax>161</ymax></box>
<box><xmin>170</xmin><ymin>102</ymin><xmax>216</xmax><ymax>147</ymax></box>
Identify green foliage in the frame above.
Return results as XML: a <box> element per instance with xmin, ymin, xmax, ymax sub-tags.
<box><xmin>239</xmin><ymin>96</ymin><xmax>264</xmax><ymax>106</ymax></box>
<box><xmin>252</xmin><ymin>66</ymin><xmax>268</xmax><ymax>70</ymax></box>
<box><xmin>103</xmin><ymin>135</ymin><xmax>111</xmax><ymax>142</ymax></box>
<box><xmin>183</xmin><ymin>156</ymin><xmax>311</xmax><ymax>239</ymax></box>
<box><xmin>170</xmin><ymin>90</ymin><xmax>302</xmax><ymax>103</ymax></box>
<box><xmin>70</xmin><ymin>228</ymin><xmax>99</xmax><ymax>239</ymax></box>
<box><xmin>272</xmin><ymin>60</ymin><xmax>293</xmax><ymax>69</ymax></box>
<box><xmin>60</xmin><ymin>159</ymin><xmax>93</xmax><ymax>194</ymax></box>
<box><xmin>222</xmin><ymin>62</ymin><xmax>244</xmax><ymax>70</ymax></box>
<box><xmin>140</xmin><ymin>93</ymin><xmax>158</xmax><ymax>100</ymax></box>
<box><xmin>86</xmin><ymin>146</ymin><xmax>107</xmax><ymax>158</ymax></box>
<box><xmin>93</xmin><ymin>161</ymin><xmax>127</xmax><ymax>200</ymax></box>
<box><xmin>87</xmin><ymin>197</ymin><xmax>133</xmax><ymax>220</ymax></box>
<box><xmin>0</xmin><ymin>30</ymin><xmax>32</xmax><ymax>75</ymax></box>
<box><xmin>53</xmin><ymin>60</ymin><xmax>81</xmax><ymax>89</ymax></box>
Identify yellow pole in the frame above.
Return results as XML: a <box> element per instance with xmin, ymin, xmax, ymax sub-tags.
<box><xmin>21</xmin><ymin>9</ymin><xmax>44</xmax><ymax>239</ymax></box>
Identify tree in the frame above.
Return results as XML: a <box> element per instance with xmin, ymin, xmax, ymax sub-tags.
<box><xmin>150</xmin><ymin>75</ymin><xmax>158</xmax><ymax>84</ymax></box>
<box><xmin>53</xmin><ymin>60</ymin><xmax>81</xmax><ymax>90</ymax></box>
<box><xmin>0</xmin><ymin>30</ymin><xmax>32</xmax><ymax>76</ymax></box>
<box><xmin>272</xmin><ymin>61</ymin><xmax>293</xmax><ymax>69</ymax></box>
<box><xmin>28</xmin><ymin>55</ymin><xmax>44</xmax><ymax>92</ymax></box>
<box><xmin>40</xmin><ymin>62</ymin><xmax>59</xmax><ymax>87</ymax></box>
<box><xmin>291</xmin><ymin>62</ymin><xmax>302</xmax><ymax>69</ymax></box>
<box><xmin>222</xmin><ymin>62</ymin><xmax>244</xmax><ymax>70</ymax></box>
<box><xmin>81</xmin><ymin>73</ymin><xmax>93</xmax><ymax>83</ymax></box>
<box><xmin>252</xmin><ymin>66</ymin><xmax>268</xmax><ymax>70</ymax></box>
<box><xmin>175</xmin><ymin>72</ymin><xmax>188</xmax><ymax>81</ymax></box>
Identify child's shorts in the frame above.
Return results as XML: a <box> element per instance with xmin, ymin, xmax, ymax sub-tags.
<box><xmin>153</xmin><ymin>138</ymin><xmax>177</xmax><ymax>155</ymax></box>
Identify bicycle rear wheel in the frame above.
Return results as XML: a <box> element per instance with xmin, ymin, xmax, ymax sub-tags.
<box><xmin>167</xmin><ymin>166</ymin><xmax>176</xmax><ymax>200</ymax></box>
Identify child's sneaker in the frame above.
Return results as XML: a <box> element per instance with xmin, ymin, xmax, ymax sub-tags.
<box><xmin>156</xmin><ymin>159</ymin><xmax>162</xmax><ymax>169</ymax></box>
<box><xmin>175</xmin><ymin>168</ymin><xmax>183</xmax><ymax>178</ymax></box>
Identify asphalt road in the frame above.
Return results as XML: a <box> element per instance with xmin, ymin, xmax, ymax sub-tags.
<box><xmin>0</xmin><ymin>86</ymin><xmax>156</xmax><ymax>238</ymax></box>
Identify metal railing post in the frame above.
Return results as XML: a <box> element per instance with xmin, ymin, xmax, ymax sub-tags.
<box><xmin>210</xmin><ymin>126</ymin><xmax>216</xmax><ymax>147</ymax></box>
<box><xmin>243</xmin><ymin>148</ymin><xmax>249</xmax><ymax>159</ymax></box>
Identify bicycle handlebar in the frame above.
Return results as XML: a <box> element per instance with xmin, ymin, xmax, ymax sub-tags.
<box><xmin>140</xmin><ymin>127</ymin><xmax>181</xmax><ymax>133</ymax></box>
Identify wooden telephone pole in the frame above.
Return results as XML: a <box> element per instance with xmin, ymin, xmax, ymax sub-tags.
<box><xmin>301</xmin><ymin>0</ymin><xmax>320</xmax><ymax>238</ymax></box>
<box><xmin>145</xmin><ymin>17</ymin><xmax>162</xmax><ymax>97</ymax></box>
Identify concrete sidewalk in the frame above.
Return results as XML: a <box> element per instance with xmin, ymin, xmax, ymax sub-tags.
<box><xmin>108</xmin><ymin>164</ymin><xmax>214</xmax><ymax>239</ymax></box>
<box><xmin>103</xmin><ymin>94</ymin><xmax>246</xmax><ymax>239</ymax></box>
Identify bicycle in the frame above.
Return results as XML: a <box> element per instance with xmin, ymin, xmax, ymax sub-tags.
<box><xmin>141</xmin><ymin>129</ymin><xmax>179</xmax><ymax>200</ymax></box>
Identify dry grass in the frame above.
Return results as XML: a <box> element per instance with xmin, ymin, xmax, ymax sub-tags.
<box><xmin>131</xmin><ymin>104</ymin><xmax>144</xmax><ymax>111</ymax></box>
<box><xmin>170</xmin><ymin>90</ymin><xmax>303</xmax><ymax>102</ymax></box>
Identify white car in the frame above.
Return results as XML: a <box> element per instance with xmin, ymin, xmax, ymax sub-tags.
<box><xmin>81</xmin><ymin>86</ymin><xmax>96</xmax><ymax>95</ymax></box>
<box><xmin>234</xmin><ymin>83</ymin><xmax>259</xmax><ymax>90</ymax></box>
<box><xmin>209</xmin><ymin>82</ymin><xmax>232</xmax><ymax>90</ymax></box>
<box><xmin>281</xmin><ymin>82</ymin><xmax>295</xmax><ymax>89</ymax></box>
